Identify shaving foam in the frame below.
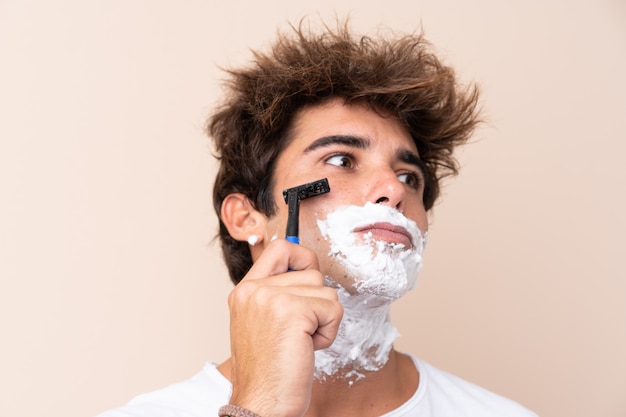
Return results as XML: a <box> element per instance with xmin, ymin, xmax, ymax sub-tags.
<box><xmin>314</xmin><ymin>202</ymin><xmax>426</xmax><ymax>382</ymax></box>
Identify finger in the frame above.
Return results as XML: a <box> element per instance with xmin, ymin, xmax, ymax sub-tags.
<box><xmin>301</xmin><ymin>295</ymin><xmax>344</xmax><ymax>351</ymax></box>
<box><xmin>237</xmin><ymin>268</ymin><xmax>325</xmax><ymax>294</ymax></box>
<box><xmin>246</xmin><ymin>289</ymin><xmax>342</xmax><ymax>350</ymax></box>
<box><xmin>244</xmin><ymin>239</ymin><xmax>319</xmax><ymax>281</ymax></box>
<box><xmin>229</xmin><ymin>276</ymin><xmax>335</xmax><ymax>309</ymax></box>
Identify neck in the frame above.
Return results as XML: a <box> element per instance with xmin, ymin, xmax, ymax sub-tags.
<box><xmin>314</xmin><ymin>287</ymin><xmax>399</xmax><ymax>383</ymax></box>
<box><xmin>307</xmin><ymin>349</ymin><xmax>418</xmax><ymax>417</ymax></box>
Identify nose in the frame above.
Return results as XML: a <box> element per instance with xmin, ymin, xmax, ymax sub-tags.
<box><xmin>366</xmin><ymin>168</ymin><xmax>406</xmax><ymax>212</ymax></box>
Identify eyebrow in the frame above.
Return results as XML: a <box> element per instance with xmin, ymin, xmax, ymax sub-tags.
<box><xmin>303</xmin><ymin>135</ymin><xmax>369</xmax><ymax>153</ymax></box>
<box><xmin>304</xmin><ymin>134</ymin><xmax>428</xmax><ymax>181</ymax></box>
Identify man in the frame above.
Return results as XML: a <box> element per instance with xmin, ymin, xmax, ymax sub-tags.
<box><xmin>98</xmin><ymin>21</ymin><xmax>537</xmax><ymax>417</ymax></box>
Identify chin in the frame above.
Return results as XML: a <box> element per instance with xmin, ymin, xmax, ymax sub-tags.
<box><xmin>330</xmin><ymin>247</ymin><xmax>421</xmax><ymax>302</ymax></box>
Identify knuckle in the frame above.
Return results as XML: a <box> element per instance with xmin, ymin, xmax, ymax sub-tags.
<box><xmin>313</xmin><ymin>270</ymin><xmax>325</xmax><ymax>286</ymax></box>
<box><xmin>321</xmin><ymin>286</ymin><xmax>339</xmax><ymax>301</ymax></box>
<box><xmin>301</xmin><ymin>269</ymin><xmax>324</xmax><ymax>286</ymax></box>
<box><xmin>251</xmin><ymin>284</ymin><xmax>274</xmax><ymax>303</ymax></box>
<box><xmin>230</xmin><ymin>280</ymin><xmax>257</xmax><ymax>304</ymax></box>
<box><xmin>271</xmin><ymin>291</ymin><xmax>296</xmax><ymax>307</ymax></box>
<box><xmin>267</xmin><ymin>238</ymin><xmax>291</xmax><ymax>252</ymax></box>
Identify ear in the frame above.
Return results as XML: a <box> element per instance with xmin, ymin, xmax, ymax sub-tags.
<box><xmin>220</xmin><ymin>193</ymin><xmax>267</xmax><ymax>244</ymax></box>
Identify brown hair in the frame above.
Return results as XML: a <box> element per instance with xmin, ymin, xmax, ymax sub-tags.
<box><xmin>207</xmin><ymin>21</ymin><xmax>480</xmax><ymax>284</ymax></box>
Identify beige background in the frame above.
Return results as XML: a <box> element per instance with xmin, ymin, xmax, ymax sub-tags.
<box><xmin>1</xmin><ymin>1</ymin><xmax>624</xmax><ymax>416</ymax></box>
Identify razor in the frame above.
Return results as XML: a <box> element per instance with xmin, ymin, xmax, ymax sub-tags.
<box><xmin>282</xmin><ymin>178</ymin><xmax>331</xmax><ymax>244</ymax></box>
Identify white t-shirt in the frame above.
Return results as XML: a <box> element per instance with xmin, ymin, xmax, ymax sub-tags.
<box><xmin>97</xmin><ymin>356</ymin><xmax>537</xmax><ymax>417</ymax></box>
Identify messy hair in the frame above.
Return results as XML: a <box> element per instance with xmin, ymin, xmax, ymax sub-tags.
<box><xmin>207</xmin><ymin>21</ymin><xmax>480</xmax><ymax>284</ymax></box>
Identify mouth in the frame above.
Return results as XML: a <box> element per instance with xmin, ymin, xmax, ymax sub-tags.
<box><xmin>353</xmin><ymin>222</ymin><xmax>413</xmax><ymax>248</ymax></box>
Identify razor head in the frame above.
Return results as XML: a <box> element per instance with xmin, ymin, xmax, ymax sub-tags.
<box><xmin>282</xmin><ymin>178</ymin><xmax>331</xmax><ymax>204</ymax></box>
<box><xmin>282</xmin><ymin>178</ymin><xmax>330</xmax><ymax>243</ymax></box>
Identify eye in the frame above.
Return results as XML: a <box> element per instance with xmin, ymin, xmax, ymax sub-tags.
<box><xmin>398</xmin><ymin>172</ymin><xmax>422</xmax><ymax>189</ymax></box>
<box><xmin>325</xmin><ymin>154</ymin><xmax>354</xmax><ymax>168</ymax></box>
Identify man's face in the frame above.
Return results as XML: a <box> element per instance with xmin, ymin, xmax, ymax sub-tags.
<box><xmin>262</xmin><ymin>98</ymin><xmax>429</xmax><ymax>292</ymax></box>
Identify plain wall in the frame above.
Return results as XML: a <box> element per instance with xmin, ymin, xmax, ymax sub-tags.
<box><xmin>1</xmin><ymin>1</ymin><xmax>624</xmax><ymax>416</ymax></box>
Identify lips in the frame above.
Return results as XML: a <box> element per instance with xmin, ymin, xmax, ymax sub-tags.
<box><xmin>353</xmin><ymin>222</ymin><xmax>413</xmax><ymax>248</ymax></box>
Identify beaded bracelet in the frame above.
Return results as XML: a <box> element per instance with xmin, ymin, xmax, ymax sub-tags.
<box><xmin>218</xmin><ymin>404</ymin><xmax>262</xmax><ymax>417</ymax></box>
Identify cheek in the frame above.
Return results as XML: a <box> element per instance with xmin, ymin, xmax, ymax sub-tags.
<box><xmin>298</xmin><ymin>205</ymin><xmax>333</xmax><ymax>252</ymax></box>
<box><xmin>327</xmin><ymin>181</ymin><xmax>361</xmax><ymax>203</ymax></box>
<box><xmin>264</xmin><ymin>213</ymin><xmax>286</xmax><ymax>241</ymax></box>
<box><xmin>416</xmin><ymin>213</ymin><xmax>429</xmax><ymax>234</ymax></box>
<box><xmin>405</xmin><ymin>203</ymin><xmax>428</xmax><ymax>233</ymax></box>
<box><xmin>300</xmin><ymin>209</ymin><xmax>327</xmax><ymax>244</ymax></box>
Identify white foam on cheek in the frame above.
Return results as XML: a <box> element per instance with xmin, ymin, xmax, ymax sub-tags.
<box><xmin>318</xmin><ymin>202</ymin><xmax>426</xmax><ymax>298</ymax></box>
<box><xmin>313</xmin><ymin>202</ymin><xmax>427</xmax><ymax>382</ymax></box>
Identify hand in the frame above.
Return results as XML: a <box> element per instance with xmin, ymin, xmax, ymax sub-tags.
<box><xmin>226</xmin><ymin>239</ymin><xmax>343</xmax><ymax>417</ymax></box>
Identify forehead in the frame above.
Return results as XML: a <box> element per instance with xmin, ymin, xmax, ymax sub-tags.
<box><xmin>287</xmin><ymin>99</ymin><xmax>417</xmax><ymax>154</ymax></box>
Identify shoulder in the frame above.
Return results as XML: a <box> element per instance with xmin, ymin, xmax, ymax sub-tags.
<box><xmin>95</xmin><ymin>363</ymin><xmax>231</xmax><ymax>417</ymax></box>
<box><xmin>412</xmin><ymin>357</ymin><xmax>538</xmax><ymax>417</ymax></box>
